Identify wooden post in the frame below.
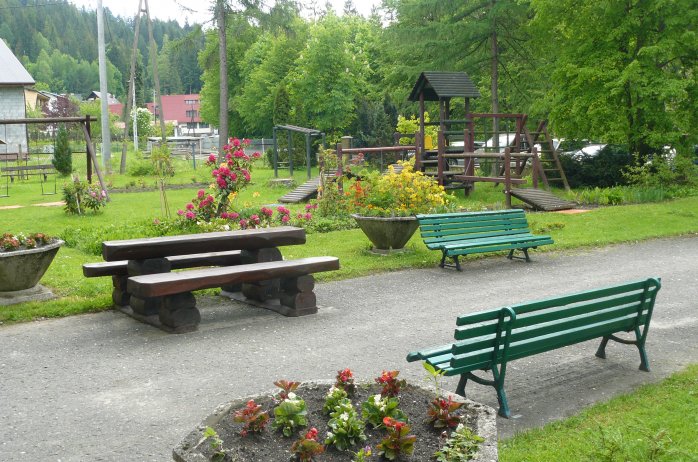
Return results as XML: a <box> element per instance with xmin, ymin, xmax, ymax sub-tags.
<box><xmin>287</xmin><ymin>130</ymin><xmax>293</xmax><ymax>176</ymax></box>
<box><xmin>414</xmin><ymin>131</ymin><xmax>422</xmax><ymax>171</ymax></box>
<box><xmin>419</xmin><ymin>92</ymin><xmax>425</xmax><ymax>154</ymax></box>
<box><xmin>336</xmin><ymin>143</ymin><xmax>343</xmax><ymax>194</ymax></box>
<box><xmin>437</xmin><ymin>131</ymin><xmax>445</xmax><ymax>186</ymax></box>
<box><xmin>272</xmin><ymin>127</ymin><xmax>278</xmax><ymax>178</ymax></box>
<box><xmin>318</xmin><ymin>150</ymin><xmax>325</xmax><ymax>199</ymax></box>
<box><xmin>532</xmin><ymin>146</ymin><xmax>539</xmax><ymax>189</ymax></box>
<box><xmin>85</xmin><ymin>117</ymin><xmax>93</xmax><ymax>183</ymax></box>
<box><xmin>80</xmin><ymin>121</ymin><xmax>110</xmax><ymax>201</ymax></box>
<box><xmin>504</xmin><ymin>148</ymin><xmax>512</xmax><ymax>209</ymax></box>
<box><xmin>305</xmin><ymin>133</ymin><xmax>312</xmax><ymax>180</ymax></box>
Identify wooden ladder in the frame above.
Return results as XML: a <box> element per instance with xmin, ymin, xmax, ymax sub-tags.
<box><xmin>522</xmin><ymin>120</ymin><xmax>570</xmax><ymax>191</ymax></box>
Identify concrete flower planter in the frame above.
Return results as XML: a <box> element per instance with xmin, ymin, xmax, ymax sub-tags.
<box><xmin>173</xmin><ymin>381</ymin><xmax>498</xmax><ymax>462</ymax></box>
<box><xmin>0</xmin><ymin>239</ymin><xmax>63</xmax><ymax>297</ymax></box>
<box><xmin>352</xmin><ymin>214</ymin><xmax>419</xmax><ymax>251</ymax></box>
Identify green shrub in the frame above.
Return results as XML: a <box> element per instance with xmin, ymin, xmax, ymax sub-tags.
<box><xmin>127</xmin><ymin>153</ymin><xmax>156</xmax><ymax>176</ymax></box>
<box><xmin>52</xmin><ymin>126</ymin><xmax>73</xmax><ymax>175</ymax></box>
<box><xmin>62</xmin><ymin>177</ymin><xmax>107</xmax><ymax>215</ymax></box>
<box><xmin>559</xmin><ymin>145</ymin><xmax>635</xmax><ymax>188</ymax></box>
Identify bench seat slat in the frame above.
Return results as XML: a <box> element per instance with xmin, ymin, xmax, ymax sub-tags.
<box><xmin>441</xmin><ymin>234</ymin><xmax>549</xmax><ymax>248</ymax></box>
<box><xmin>424</xmin><ymin>231</ymin><xmax>538</xmax><ymax>247</ymax></box>
<box><xmin>444</xmin><ymin>238</ymin><xmax>554</xmax><ymax>257</ymax></box>
<box><xmin>127</xmin><ymin>257</ymin><xmax>340</xmax><ymax>298</ymax></box>
<box><xmin>83</xmin><ymin>250</ymin><xmax>244</xmax><ymax>277</ymax></box>
<box><xmin>416</xmin><ymin>210</ymin><xmax>525</xmax><ymax>221</ymax></box>
<box><xmin>422</xmin><ymin>225</ymin><xmax>531</xmax><ymax>240</ymax></box>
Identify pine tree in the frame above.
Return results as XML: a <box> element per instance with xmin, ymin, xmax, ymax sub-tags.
<box><xmin>52</xmin><ymin>126</ymin><xmax>73</xmax><ymax>176</ymax></box>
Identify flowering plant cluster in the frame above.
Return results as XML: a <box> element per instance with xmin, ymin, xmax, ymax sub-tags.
<box><xmin>225</xmin><ymin>370</ymin><xmax>478</xmax><ymax>461</ymax></box>
<box><xmin>62</xmin><ymin>176</ymin><xmax>108</xmax><ymax>215</ymax></box>
<box><xmin>208</xmin><ymin>137</ymin><xmax>260</xmax><ymax>213</ymax></box>
<box><xmin>428</xmin><ymin>395</ymin><xmax>464</xmax><ymax>429</ymax></box>
<box><xmin>377</xmin><ymin>417</ymin><xmax>417</xmax><ymax>460</ymax></box>
<box><xmin>0</xmin><ymin>232</ymin><xmax>52</xmax><ymax>252</ymax></box>
<box><xmin>335</xmin><ymin>368</ymin><xmax>356</xmax><ymax>394</ymax></box>
<box><xmin>291</xmin><ymin>427</ymin><xmax>325</xmax><ymax>462</ymax></box>
<box><xmin>376</xmin><ymin>370</ymin><xmax>406</xmax><ymax>398</ymax></box>
<box><xmin>347</xmin><ymin>160</ymin><xmax>452</xmax><ymax>217</ymax></box>
<box><xmin>232</xmin><ymin>399</ymin><xmax>270</xmax><ymax>437</ymax></box>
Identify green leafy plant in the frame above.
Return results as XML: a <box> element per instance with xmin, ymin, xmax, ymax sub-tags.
<box><xmin>232</xmin><ymin>399</ymin><xmax>270</xmax><ymax>437</ymax></box>
<box><xmin>202</xmin><ymin>426</ymin><xmax>226</xmax><ymax>462</ymax></box>
<box><xmin>324</xmin><ymin>398</ymin><xmax>367</xmax><ymax>451</ymax></box>
<box><xmin>423</xmin><ymin>362</ymin><xmax>463</xmax><ymax>428</ymax></box>
<box><xmin>62</xmin><ymin>176</ymin><xmax>107</xmax><ymax>215</ymax></box>
<box><xmin>351</xmin><ymin>446</ymin><xmax>373</xmax><ymax>462</ymax></box>
<box><xmin>376</xmin><ymin>370</ymin><xmax>406</xmax><ymax>398</ymax></box>
<box><xmin>335</xmin><ymin>368</ymin><xmax>356</xmax><ymax>394</ymax></box>
<box><xmin>52</xmin><ymin>125</ymin><xmax>72</xmax><ymax>175</ymax></box>
<box><xmin>433</xmin><ymin>423</ymin><xmax>484</xmax><ymax>461</ymax></box>
<box><xmin>290</xmin><ymin>427</ymin><xmax>325</xmax><ymax>462</ymax></box>
<box><xmin>322</xmin><ymin>386</ymin><xmax>348</xmax><ymax>414</ymax></box>
<box><xmin>274</xmin><ymin>380</ymin><xmax>301</xmax><ymax>401</ymax></box>
<box><xmin>361</xmin><ymin>393</ymin><xmax>407</xmax><ymax>428</ymax></box>
<box><xmin>376</xmin><ymin>417</ymin><xmax>417</xmax><ymax>460</ymax></box>
<box><xmin>273</xmin><ymin>395</ymin><xmax>308</xmax><ymax>437</ymax></box>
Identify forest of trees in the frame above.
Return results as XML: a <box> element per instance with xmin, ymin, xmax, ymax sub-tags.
<box><xmin>199</xmin><ymin>0</ymin><xmax>697</xmax><ymax>156</ymax></box>
<box><xmin>0</xmin><ymin>0</ymin><xmax>696</xmax><ymax>157</ymax></box>
<box><xmin>0</xmin><ymin>0</ymin><xmax>203</xmax><ymax>102</ymax></box>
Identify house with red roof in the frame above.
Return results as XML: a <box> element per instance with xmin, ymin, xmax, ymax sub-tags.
<box><xmin>145</xmin><ymin>94</ymin><xmax>212</xmax><ymax>137</ymax></box>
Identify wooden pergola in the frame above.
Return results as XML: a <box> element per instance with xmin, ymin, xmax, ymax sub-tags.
<box><xmin>0</xmin><ymin>116</ymin><xmax>109</xmax><ymax>199</ymax></box>
<box><xmin>272</xmin><ymin>125</ymin><xmax>326</xmax><ymax>180</ymax></box>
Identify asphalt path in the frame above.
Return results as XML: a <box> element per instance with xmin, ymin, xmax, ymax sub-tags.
<box><xmin>1</xmin><ymin>236</ymin><xmax>697</xmax><ymax>461</ymax></box>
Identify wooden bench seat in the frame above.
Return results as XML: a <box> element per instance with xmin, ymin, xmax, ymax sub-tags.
<box><xmin>417</xmin><ymin>209</ymin><xmax>553</xmax><ymax>270</ymax></box>
<box><xmin>127</xmin><ymin>257</ymin><xmax>340</xmax><ymax>332</ymax></box>
<box><xmin>407</xmin><ymin>278</ymin><xmax>661</xmax><ymax>417</ymax></box>
<box><xmin>82</xmin><ymin>250</ymin><xmax>244</xmax><ymax>278</ymax></box>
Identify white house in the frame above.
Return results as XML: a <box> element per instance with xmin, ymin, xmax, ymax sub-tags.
<box><xmin>0</xmin><ymin>39</ymin><xmax>34</xmax><ymax>154</ymax></box>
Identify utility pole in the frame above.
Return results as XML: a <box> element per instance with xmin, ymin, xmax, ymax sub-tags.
<box><xmin>120</xmin><ymin>0</ymin><xmax>143</xmax><ymax>174</ymax></box>
<box><xmin>217</xmin><ymin>0</ymin><xmax>229</xmax><ymax>158</ymax></box>
<box><xmin>96</xmin><ymin>0</ymin><xmax>112</xmax><ymax>173</ymax></box>
<box><xmin>144</xmin><ymin>0</ymin><xmax>167</xmax><ymax>142</ymax></box>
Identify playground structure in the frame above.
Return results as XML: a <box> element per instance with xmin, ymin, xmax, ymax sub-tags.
<box><xmin>277</xmin><ymin>71</ymin><xmax>573</xmax><ymax>210</ymax></box>
<box><xmin>0</xmin><ymin>116</ymin><xmax>109</xmax><ymax>199</ymax></box>
<box><xmin>272</xmin><ymin>124</ymin><xmax>326</xmax><ymax>180</ymax></box>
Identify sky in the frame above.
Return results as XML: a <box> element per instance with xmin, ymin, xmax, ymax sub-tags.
<box><xmin>67</xmin><ymin>0</ymin><xmax>381</xmax><ymax>26</ymax></box>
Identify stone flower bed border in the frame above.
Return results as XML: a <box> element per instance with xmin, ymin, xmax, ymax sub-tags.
<box><xmin>173</xmin><ymin>380</ymin><xmax>498</xmax><ymax>462</ymax></box>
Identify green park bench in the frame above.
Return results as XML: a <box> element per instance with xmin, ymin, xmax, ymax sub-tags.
<box><xmin>406</xmin><ymin>277</ymin><xmax>661</xmax><ymax>418</ymax></box>
<box><xmin>417</xmin><ymin>209</ymin><xmax>554</xmax><ymax>270</ymax></box>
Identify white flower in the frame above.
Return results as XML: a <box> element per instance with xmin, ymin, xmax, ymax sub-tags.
<box><xmin>287</xmin><ymin>392</ymin><xmax>297</xmax><ymax>400</ymax></box>
<box><xmin>340</xmin><ymin>412</ymin><xmax>349</xmax><ymax>421</ymax></box>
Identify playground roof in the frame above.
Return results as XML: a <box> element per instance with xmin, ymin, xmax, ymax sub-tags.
<box><xmin>275</xmin><ymin>125</ymin><xmax>323</xmax><ymax>135</ymax></box>
<box><xmin>408</xmin><ymin>71</ymin><xmax>480</xmax><ymax>102</ymax></box>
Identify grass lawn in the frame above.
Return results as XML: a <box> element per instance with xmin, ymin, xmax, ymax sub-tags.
<box><xmin>500</xmin><ymin>364</ymin><xmax>698</xmax><ymax>461</ymax></box>
<box><xmin>1</xmin><ymin>159</ymin><xmax>698</xmax><ymax>324</ymax></box>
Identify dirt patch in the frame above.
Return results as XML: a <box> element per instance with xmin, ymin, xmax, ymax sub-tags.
<box><xmin>176</xmin><ymin>382</ymin><xmax>493</xmax><ymax>462</ymax></box>
<box><xmin>553</xmin><ymin>209</ymin><xmax>593</xmax><ymax>214</ymax></box>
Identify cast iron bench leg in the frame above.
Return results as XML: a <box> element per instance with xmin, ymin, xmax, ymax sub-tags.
<box><xmin>595</xmin><ymin>335</ymin><xmax>610</xmax><ymax>359</ymax></box>
<box><xmin>455</xmin><ymin>374</ymin><xmax>468</xmax><ymax>396</ymax></box>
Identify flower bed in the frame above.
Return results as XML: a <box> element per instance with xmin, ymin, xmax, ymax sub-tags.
<box><xmin>173</xmin><ymin>373</ymin><xmax>497</xmax><ymax>462</ymax></box>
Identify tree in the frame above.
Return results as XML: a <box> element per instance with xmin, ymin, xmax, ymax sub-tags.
<box><xmin>53</xmin><ymin>125</ymin><xmax>73</xmax><ymax>176</ymax></box>
<box><xmin>531</xmin><ymin>0</ymin><xmax>698</xmax><ymax>157</ymax></box>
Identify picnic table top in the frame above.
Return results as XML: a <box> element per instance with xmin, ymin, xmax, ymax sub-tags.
<box><xmin>102</xmin><ymin>226</ymin><xmax>306</xmax><ymax>261</ymax></box>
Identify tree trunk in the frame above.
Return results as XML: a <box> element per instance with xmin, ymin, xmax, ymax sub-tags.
<box><xmin>217</xmin><ymin>0</ymin><xmax>229</xmax><ymax>159</ymax></box>
<box><xmin>490</xmin><ymin>2</ymin><xmax>500</xmax><ymax>176</ymax></box>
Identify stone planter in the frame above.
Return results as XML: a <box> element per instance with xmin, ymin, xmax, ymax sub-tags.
<box><xmin>0</xmin><ymin>240</ymin><xmax>63</xmax><ymax>303</ymax></box>
<box><xmin>173</xmin><ymin>381</ymin><xmax>498</xmax><ymax>462</ymax></box>
<box><xmin>351</xmin><ymin>214</ymin><xmax>419</xmax><ymax>251</ymax></box>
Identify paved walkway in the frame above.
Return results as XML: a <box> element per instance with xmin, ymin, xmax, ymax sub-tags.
<box><xmin>1</xmin><ymin>236</ymin><xmax>697</xmax><ymax>461</ymax></box>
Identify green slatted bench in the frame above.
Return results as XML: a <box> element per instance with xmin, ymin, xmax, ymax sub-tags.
<box><xmin>406</xmin><ymin>278</ymin><xmax>661</xmax><ymax>418</ymax></box>
<box><xmin>416</xmin><ymin>209</ymin><xmax>553</xmax><ymax>270</ymax></box>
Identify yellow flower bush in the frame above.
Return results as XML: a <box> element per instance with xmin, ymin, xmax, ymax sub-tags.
<box><xmin>349</xmin><ymin>160</ymin><xmax>452</xmax><ymax>217</ymax></box>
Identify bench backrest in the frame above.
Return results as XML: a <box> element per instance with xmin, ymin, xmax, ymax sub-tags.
<box><xmin>417</xmin><ymin>210</ymin><xmax>532</xmax><ymax>246</ymax></box>
<box><xmin>448</xmin><ymin>278</ymin><xmax>661</xmax><ymax>373</ymax></box>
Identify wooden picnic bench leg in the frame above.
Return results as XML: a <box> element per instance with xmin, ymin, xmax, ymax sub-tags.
<box><xmin>279</xmin><ymin>275</ymin><xmax>318</xmax><ymax>316</ymax></box>
<box><xmin>112</xmin><ymin>275</ymin><xmax>130</xmax><ymax>306</ymax></box>
<box><xmin>240</xmin><ymin>247</ymin><xmax>282</xmax><ymax>302</ymax></box>
<box><xmin>127</xmin><ymin>258</ymin><xmax>172</xmax><ymax>316</ymax></box>
<box><xmin>159</xmin><ymin>292</ymin><xmax>201</xmax><ymax>333</ymax></box>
